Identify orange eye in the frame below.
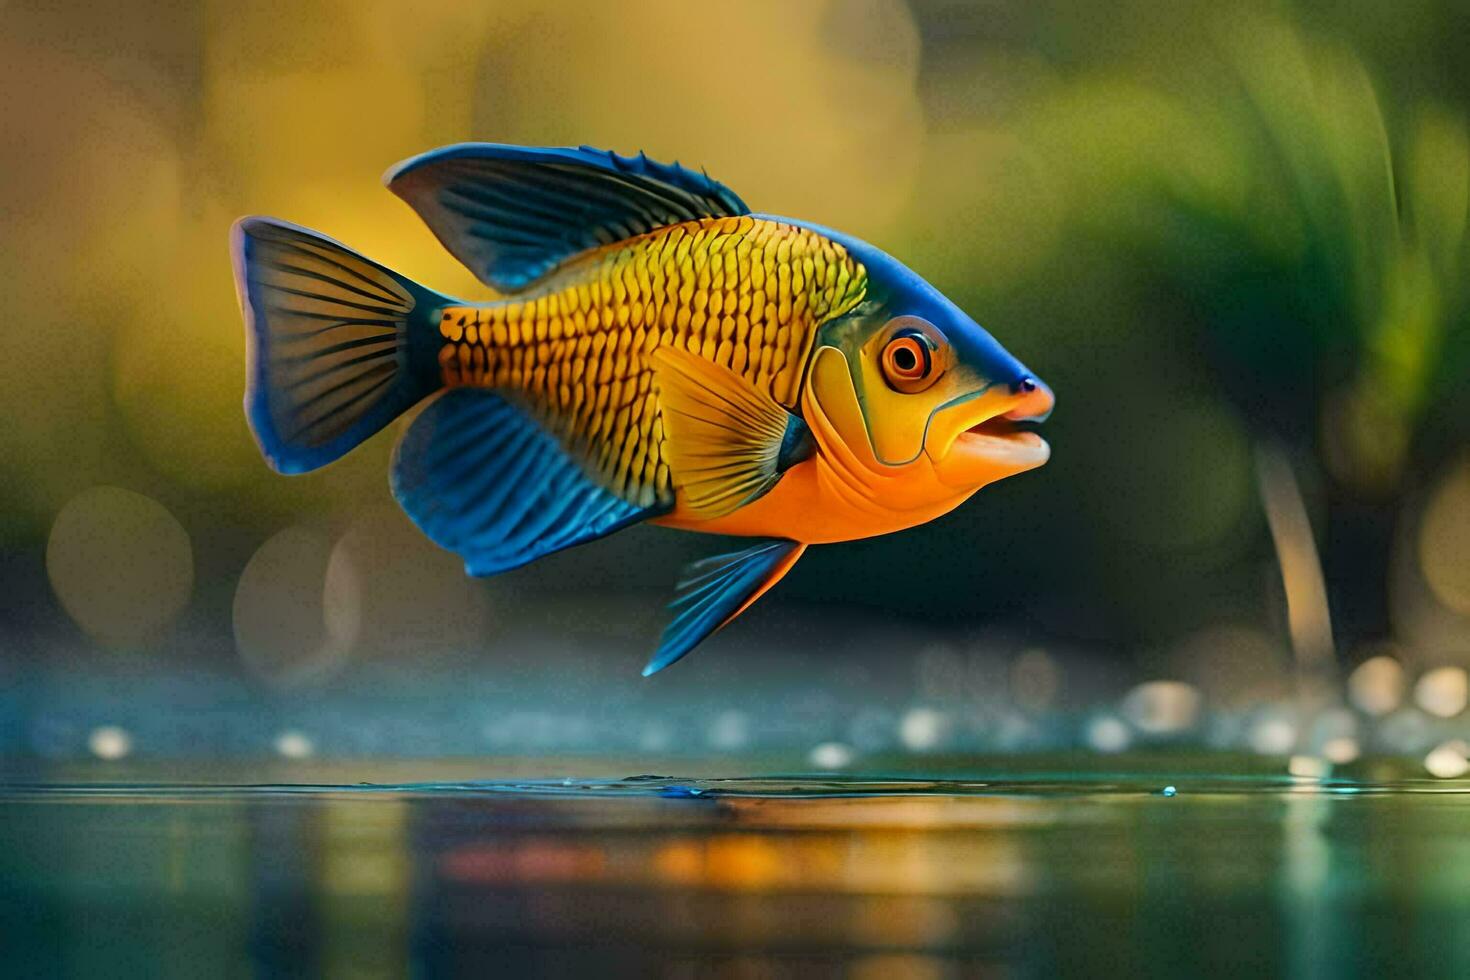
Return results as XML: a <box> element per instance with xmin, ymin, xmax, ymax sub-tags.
<box><xmin>880</xmin><ymin>332</ymin><xmax>937</xmax><ymax>393</ymax></box>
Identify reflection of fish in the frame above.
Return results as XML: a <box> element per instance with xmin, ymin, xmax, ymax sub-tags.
<box><xmin>232</xmin><ymin>144</ymin><xmax>1054</xmax><ymax>674</ymax></box>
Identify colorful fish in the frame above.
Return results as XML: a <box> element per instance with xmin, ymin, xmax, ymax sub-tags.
<box><xmin>231</xmin><ymin>144</ymin><xmax>1054</xmax><ymax>674</ymax></box>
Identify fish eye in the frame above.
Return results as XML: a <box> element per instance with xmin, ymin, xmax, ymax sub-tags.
<box><xmin>880</xmin><ymin>328</ymin><xmax>940</xmax><ymax>393</ymax></box>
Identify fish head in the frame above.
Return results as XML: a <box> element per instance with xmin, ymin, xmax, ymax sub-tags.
<box><xmin>807</xmin><ymin>245</ymin><xmax>1053</xmax><ymax>495</ymax></box>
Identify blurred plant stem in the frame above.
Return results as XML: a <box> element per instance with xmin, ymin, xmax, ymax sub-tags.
<box><xmin>1016</xmin><ymin>8</ymin><xmax>1470</xmax><ymax>659</ymax></box>
<box><xmin>1255</xmin><ymin>443</ymin><xmax>1339</xmax><ymax>728</ymax></box>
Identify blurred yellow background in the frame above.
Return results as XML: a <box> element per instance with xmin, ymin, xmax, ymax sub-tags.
<box><xmin>1</xmin><ymin>0</ymin><xmax>1468</xmax><ymax>752</ymax></box>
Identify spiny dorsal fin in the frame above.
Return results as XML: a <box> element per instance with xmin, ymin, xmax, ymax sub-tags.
<box><xmin>651</xmin><ymin>346</ymin><xmax>805</xmax><ymax>519</ymax></box>
<box><xmin>385</xmin><ymin>143</ymin><xmax>749</xmax><ymax>292</ymax></box>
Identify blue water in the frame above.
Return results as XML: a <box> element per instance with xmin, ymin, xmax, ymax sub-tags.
<box><xmin>4</xmin><ymin>766</ymin><xmax>1470</xmax><ymax>978</ymax></box>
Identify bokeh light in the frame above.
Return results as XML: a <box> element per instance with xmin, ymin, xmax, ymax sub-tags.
<box><xmin>1412</xmin><ymin>666</ymin><xmax>1468</xmax><ymax>719</ymax></box>
<box><xmin>1249</xmin><ymin>713</ymin><xmax>1298</xmax><ymax>756</ymax></box>
<box><xmin>86</xmin><ymin>725</ymin><xmax>133</xmax><ymax>761</ymax></box>
<box><xmin>324</xmin><ymin>506</ymin><xmax>494</xmax><ymax>660</ymax></box>
<box><xmin>274</xmin><ymin>730</ymin><xmax>316</xmax><ymax>760</ymax></box>
<box><xmin>899</xmin><ymin>708</ymin><xmax>947</xmax><ymax>753</ymax></box>
<box><xmin>708</xmin><ymin>711</ymin><xmax>750</xmax><ymax>752</ymax></box>
<box><xmin>46</xmin><ymin>487</ymin><xmax>193</xmax><ymax>648</ymax></box>
<box><xmin>1121</xmin><ymin>681</ymin><xmax>1201</xmax><ymax>735</ymax></box>
<box><xmin>233</xmin><ymin>526</ymin><xmax>357</xmax><ymax>687</ymax></box>
<box><xmin>1424</xmin><ymin>740</ymin><xmax>1470</xmax><ymax>779</ymax></box>
<box><xmin>1085</xmin><ymin>714</ymin><xmax>1131</xmax><ymax>753</ymax></box>
<box><xmin>1419</xmin><ymin>459</ymin><xmax>1470</xmax><ymax>617</ymax></box>
<box><xmin>1348</xmin><ymin>653</ymin><xmax>1407</xmax><ymax>716</ymax></box>
<box><xmin>1322</xmin><ymin>736</ymin><xmax>1361</xmax><ymax>765</ymax></box>
<box><xmin>809</xmin><ymin>742</ymin><xmax>855</xmax><ymax>770</ymax></box>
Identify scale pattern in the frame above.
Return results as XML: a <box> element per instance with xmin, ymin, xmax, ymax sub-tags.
<box><xmin>435</xmin><ymin>216</ymin><xmax>868</xmax><ymax>508</ymax></box>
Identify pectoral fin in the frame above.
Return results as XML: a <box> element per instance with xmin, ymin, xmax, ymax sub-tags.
<box><xmin>644</xmin><ymin>538</ymin><xmax>806</xmax><ymax>676</ymax></box>
<box><xmin>651</xmin><ymin>347</ymin><xmax>811</xmax><ymax>519</ymax></box>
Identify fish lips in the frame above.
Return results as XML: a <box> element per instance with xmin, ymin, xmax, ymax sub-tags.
<box><xmin>925</xmin><ymin>384</ymin><xmax>1053</xmax><ymax>490</ymax></box>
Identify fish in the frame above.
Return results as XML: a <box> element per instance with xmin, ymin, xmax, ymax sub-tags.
<box><xmin>231</xmin><ymin>143</ymin><xmax>1054</xmax><ymax>675</ymax></box>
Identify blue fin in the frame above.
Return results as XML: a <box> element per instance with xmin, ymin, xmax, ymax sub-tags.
<box><xmin>232</xmin><ymin>217</ymin><xmax>449</xmax><ymax>474</ymax></box>
<box><xmin>390</xmin><ymin>388</ymin><xmax>665</xmax><ymax>576</ymax></box>
<box><xmin>384</xmin><ymin>143</ymin><xmax>749</xmax><ymax>291</ymax></box>
<box><xmin>644</xmin><ymin>539</ymin><xmax>807</xmax><ymax>676</ymax></box>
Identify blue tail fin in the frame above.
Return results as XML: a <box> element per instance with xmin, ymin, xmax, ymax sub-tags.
<box><xmin>231</xmin><ymin>217</ymin><xmax>448</xmax><ymax>474</ymax></box>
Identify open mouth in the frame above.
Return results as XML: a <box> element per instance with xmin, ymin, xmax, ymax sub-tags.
<box><xmin>924</xmin><ymin>387</ymin><xmax>1054</xmax><ymax>488</ymax></box>
<box><xmin>931</xmin><ymin>412</ymin><xmax>1050</xmax><ymax>490</ymax></box>
<box><xmin>958</xmin><ymin>416</ymin><xmax>1048</xmax><ymax>454</ymax></box>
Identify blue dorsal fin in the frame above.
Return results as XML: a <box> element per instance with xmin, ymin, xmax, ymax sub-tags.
<box><xmin>644</xmin><ymin>538</ymin><xmax>806</xmax><ymax>676</ymax></box>
<box><xmin>385</xmin><ymin>143</ymin><xmax>750</xmax><ymax>292</ymax></box>
<box><xmin>391</xmin><ymin>389</ymin><xmax>665</xmax><ymax>576</ymax></box>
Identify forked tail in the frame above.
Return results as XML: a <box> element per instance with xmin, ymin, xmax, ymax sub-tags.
<box><xmin>230</xmin><ymin>217</ymin><xmax>449</xmax><ymax>473</ymax></box>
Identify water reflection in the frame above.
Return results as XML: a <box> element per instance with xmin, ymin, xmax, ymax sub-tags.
<box><xmin>5</xmin><ymin>770</ymin><xmax>1470</xmax><ymax>976</ymax></box>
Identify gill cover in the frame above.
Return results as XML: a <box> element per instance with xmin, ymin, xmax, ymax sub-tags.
<box><xmin>809</xmin><ymin>296</ymin><xmax>1038</xmax><ymax>468</ymax></box>
<box><xmin>802</xmin><ymin>346</ymin><xmax>937</xmax><ymax>512</ymax></box>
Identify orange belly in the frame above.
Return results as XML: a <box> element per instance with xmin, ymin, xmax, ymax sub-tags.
<box><xmin>650</xmin><ymin>454</ymin><xmax>976</xmax><ymax>544</ymax></box>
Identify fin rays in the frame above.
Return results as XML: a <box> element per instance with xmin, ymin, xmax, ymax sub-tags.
<box><xmin>386</xmin><ymin>143</ymin><xmax>748</xmax><ymax>291</ymax></box>
<box><xmin>233</xmin><ymin>217</ymin><xmax>444</xmax><ymax>473</ymax></box>
<box><xmin>391</xmin><ymin>388</ymin><xmax>663</xmax><ymax>576</ymax></box>
<box><xmin>651</xmin><ymin>347</ymin><xmax>795</xmax><ymax>519</ymax></box>
<box><xmin>645</xmin><ymin>538</ymin><xmax>806</xmax><ymax>676</ymax></box>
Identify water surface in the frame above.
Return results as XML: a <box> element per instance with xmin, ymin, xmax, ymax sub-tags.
<box><xmin>4</xmin><ymin>762</ymin><xmax>1469</xmax><ymax>978</ymax></box>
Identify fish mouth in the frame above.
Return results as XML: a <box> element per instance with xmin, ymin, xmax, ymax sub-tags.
<box><xmin>929</xmin><ymin>402</ymin><xmax>1051</xmax><ymax>490</ymax></box>
<box><xmin>957</xmin><ymin>415</ymin><xmax>1049</xmax><ymax>457</ymax></box>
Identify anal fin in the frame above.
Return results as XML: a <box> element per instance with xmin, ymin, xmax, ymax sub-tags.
<box><xmin>391</xmin><ymin>388</ymin><xmax>664</xmax><ymax>575</ymax></box>
<box><xmin>644</xmin><ymin>538</ymin><xmax>806</xmax><ymax>676</ymax></box>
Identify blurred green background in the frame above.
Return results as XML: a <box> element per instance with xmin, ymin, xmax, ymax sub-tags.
<box><xmin>2</xmin><ymin>0</ymin><xmax>1469</xmax><ymax>764</ymax></box>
